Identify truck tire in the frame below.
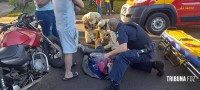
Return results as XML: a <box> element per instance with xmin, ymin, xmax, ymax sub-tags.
<box><xmin>145</xmin><ymin>13</ymin><xmax>170</xmax><ymax>35</ymax></box>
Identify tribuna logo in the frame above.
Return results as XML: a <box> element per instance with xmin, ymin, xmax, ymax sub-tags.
<box><xmin>166</xmin><ymin>76</ymin><xmax>196</xmax><ymax>82</ymax></box>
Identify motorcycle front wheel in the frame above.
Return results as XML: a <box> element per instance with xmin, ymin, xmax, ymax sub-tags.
<box><xmin>43</xmin><ymin>36</ymin><xmax>64</xmax><ymax>68</ymax></box>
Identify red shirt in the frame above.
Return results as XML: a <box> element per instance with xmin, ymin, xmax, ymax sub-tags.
<box><xmin>96</xmin><ymin>0</ymin><xmax>102</xmax><ymax>5</ymax></box>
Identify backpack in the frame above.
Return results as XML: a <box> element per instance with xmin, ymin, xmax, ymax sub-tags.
<box><xmin>82</xmin><ymin>53</ymin><xmax>113</xmax><ymax>79</ymax></box>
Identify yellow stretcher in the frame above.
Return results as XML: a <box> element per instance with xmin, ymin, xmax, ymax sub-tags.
<box><xmin>159</xmin><ymin>30</ymin><xmax>200</xmax><ymax>79</ymax></box>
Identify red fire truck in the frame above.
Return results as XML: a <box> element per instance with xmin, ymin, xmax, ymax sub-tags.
<box><xmin>120</xmin><ymin>0</ymin><xmax>200</xmax><ymax>35</ymax></box>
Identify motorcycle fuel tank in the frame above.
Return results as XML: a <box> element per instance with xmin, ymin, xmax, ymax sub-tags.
<box><xmin>0</xmin><ymin>28</ymin><xmax>41</xmax><ymax>47</ymax></box>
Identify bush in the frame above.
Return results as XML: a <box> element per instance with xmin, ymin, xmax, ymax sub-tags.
<box><xmin>8</xmin><ymin>0</ymin><xmax>17</xmax><ymax>7</ymax></box>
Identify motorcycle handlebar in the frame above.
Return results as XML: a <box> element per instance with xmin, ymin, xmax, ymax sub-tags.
<box><xmin>0</xmin><ymin>23</ymin><xmax>5</xmax><ymax>26</ymax></box>
<box><xmin>1</xmin><ymin>24</ymin><xmax>13</xmax><ymax>31</ymax></box>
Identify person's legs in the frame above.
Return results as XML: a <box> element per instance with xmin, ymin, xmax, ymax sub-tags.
<box><xmin>129</xmin><ymin>55</ymin><xmax>152</xmax><ymax>73</ymax></box>
<box><xmin>108</xmin><ymin>3</ymin><xmax>112</xmax><ymax>15</ymax></box>
<box><xmin>97</xmin><ymin>5</ymin><xmax>102</xmax><ymax>15</ymax></box>
<box><xmin>35</xmin><ymin>11</ymin><xmax>51</xmax><ymax>36</ymax></box>
<box><xmin>105</xmin><ymin>2</ymin><xmax>109</xmax><ymax>15</ymax></box>
<box><xmin>106</xmin><ymin>50</ymin><xmax>161</xmax><ymax>90</ymax></box>
<box><xmin>130</xmin><ymin>53</ymin><xmax>164</xmax><ymax>76</ymax></box>
<box><xmin>60</xmin><ymin>29</ymin><xmax>78</xmax><ymax>79</ymax></box>
<box><xmin>64</xmin><ymin>53</ymin><xmax>73</xmax><ymax>78</ymax></box>
<box><xmin>105</xmin><ymin>51</ymin><xmax>134</xmax><ymax>90</ymax></box>
<box><xmin>108</xmin><ymin>50</ymin><xmax>139</xmax><ymax>84</ymax></box>
<box><xmin>50</xmin><ymin>10</ymin><xmax>59</xmax><ymax>37</ymax></box>
<box><xmin>53</xmin><ymin>0</ymin><xmax>78</xmax><ymax>80</ymax></box>
<box><xmin>110</xmin><ymin>0</ymin><xmax>114</xmax><ymax>12</ymax></box>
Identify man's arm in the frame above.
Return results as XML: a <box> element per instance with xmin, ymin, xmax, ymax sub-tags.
<box><xmin>104</xmin><ymin>43</ymin><xmax>128</xmax><ymax>58</ymax></box>
<box><xmin>35</xmin><ymin>0</ymin><xmax>50</xmax><ymax>8</ymax></box>
<box><xmin>73</xmin><ymin>0</ymin><xmax>84</xmax><ymax>8</ymax></box>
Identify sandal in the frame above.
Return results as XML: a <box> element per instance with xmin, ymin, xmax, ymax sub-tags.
<box><xmin>63</xmin><ymin>72</ymin><xmax>79</xmax><ymax>81</ymax></box>
<box><xmin>71</xmin><ymin>62</ymin><xmax>77</xmax><ymax>68</ymax></box>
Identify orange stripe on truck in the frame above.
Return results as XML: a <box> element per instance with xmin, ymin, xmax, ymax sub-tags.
<box><xmin>155</xmin><ymin>0</ymin><xmax>175</xmax><ymax>4</ymax></box>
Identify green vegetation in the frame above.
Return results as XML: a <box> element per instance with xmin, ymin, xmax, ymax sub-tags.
<box><xmin>6</xmin><ymin>0</ymin><xmax>125</xmax><ymax>17</ymax></box>
<box><xmin>8</xmin><ymin>0</ymin><xmax>17</xmax><ymax>7</ymax></box>
<box><xmin>6</xmin><ymin>1</ymin><xmax>35</xmax><ymax>17</ymax></box>
<box><xmin>77</xmin><ymin>1</ymin><xmax>125</xmax><ymax>15</ymax></box>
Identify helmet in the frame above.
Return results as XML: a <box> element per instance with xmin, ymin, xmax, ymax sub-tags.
<box><xmin>98</xmin><ymin>20</ymin><xmax>106</xmax><ymax>28</ymax></box>
<box><xmin>87</xmin><ymin>12</ymin><xmax>96</xmax><ymax>24</ymax></box>
<box><xmin>82</xmin><ymin>15</ymin><xmax>87</xmax><ymax>22</ymax></box>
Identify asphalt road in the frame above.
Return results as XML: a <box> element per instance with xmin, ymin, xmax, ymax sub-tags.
<box><xmin>26</xmin><ymin>24</ymin><xmax>200</xmax><ymax>90</ymax></box>
<box><xmin>0</xmin><ymin>3</ymin><xmax>199</xmax><ymax>89</ymax></box>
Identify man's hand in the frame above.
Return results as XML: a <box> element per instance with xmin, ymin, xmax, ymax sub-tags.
<box><xmin>35</xmin><ymin>0</ymin><xmax>50</xmax><ymax>8</ymax></box>
<box><xmin>74</xmin><ymin>5</ymin><xmax>81</xmax><ymax>13</ymax></box>
<box><xmin>103</xmin><ymin>53</ymin><xmax>110</xmax><ymax>59</ymax></box>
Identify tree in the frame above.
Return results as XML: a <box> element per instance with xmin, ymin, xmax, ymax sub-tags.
<box><xmin>17</xmin><ymin>0</ymin><xmax>26</xmax><ymax>8</ymax></box>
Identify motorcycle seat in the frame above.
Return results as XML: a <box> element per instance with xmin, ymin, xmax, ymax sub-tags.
<box><xmin>0</xmin><ymin>45</ymin><xmax>18</xmax><ymax>60</ymax></box>
<box><xmin>0</xmin><ymin>45</ymin><xmax>28</xmax><ymax>66</ymax></box>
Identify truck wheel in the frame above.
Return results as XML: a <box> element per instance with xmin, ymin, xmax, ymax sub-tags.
<box><xmin>145</xmin><ymin>13</ymin><xmax>170</xmax><ymax>35</ymax></box>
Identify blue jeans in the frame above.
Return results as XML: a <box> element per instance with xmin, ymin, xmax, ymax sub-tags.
<box><xmin>105</xmin><ymin>2</ymin><xmax>111</xmax><ymax>14</ymax></box>
<box><xmin>97</xmin><ymin>5</ymin><xmax>102</xmax><ymax>15</ymax></box>
<box><xmin>109</xmin><ymin>43</ymin><xmax>156</xmax><ymax>84</ymax></box>
<box><xmin>35</xmin><ymin>10</ymin><xmax>59</xmax><ymax>37</ymax></box>
<box><xmin>110</xmin><ymin>0</ymin><xmax>114</xmax><ymax>10</ymax></box>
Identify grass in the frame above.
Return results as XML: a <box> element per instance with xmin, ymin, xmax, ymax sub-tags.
<box><xmin>5</xmin><ymin>1</ymin><xmax>35</xmax><ymax>17</ymax></box>
<box><xmin>5</xmin><ymin>1</ymin><xmax>125</xmax><ymax>17</ymax></box>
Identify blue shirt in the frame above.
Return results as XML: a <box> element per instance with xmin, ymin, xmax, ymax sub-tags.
<box><xmin>116</xmin><ymin>22</ymin><xmax>152</xmax><ymax>50</ymax></box>
<box><xmin>34</xmin><ymin>1</ymin><xmax>53</xmax><ymax>11</ymax></box>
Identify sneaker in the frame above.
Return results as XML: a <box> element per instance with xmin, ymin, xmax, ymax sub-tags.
<box><xmin>152</xmin><ymin>61</ymin><xmax>164</xmax><ymax>77</ymax></box>
<box><xmin>105</xmin><ymin>81</ymin><xmax>119</xmax><ymax>90</ymax></box>
<box><xmin>78</xmin><ymin>44</ymin><xmax>85</xmax><ymax>52</ymax></box>
<box><xmin>112</xmin><ymin>10</ymin><xmax>114</xmax><ymax>13</ymax></box>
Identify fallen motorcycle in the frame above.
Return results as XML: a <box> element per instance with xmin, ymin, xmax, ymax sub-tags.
<box><xmin>0</xmin><ymin>12</ymin><xmax>64</xmax><ymax>90</ymax></box>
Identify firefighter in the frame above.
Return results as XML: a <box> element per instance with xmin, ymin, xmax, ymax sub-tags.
<box><xmin>82</xmin><ymin>12</ymin><xmax>102</xmax><ymax>44</ymax></box>
<box><xmin>95</xmin><ymin>19</ymin><xmax>119</xmax><ymax>50</ymax></box>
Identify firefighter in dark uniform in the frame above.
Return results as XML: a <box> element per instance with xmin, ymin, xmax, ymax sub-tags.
<box><xmin>103</xmin><ymin>18</ymin><xmax>164</xmax><ymax>90</ymax></box>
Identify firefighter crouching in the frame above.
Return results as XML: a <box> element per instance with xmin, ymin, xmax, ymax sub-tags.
<box><xmin>82</xmin><ymin>12</ymin><xmax>102</xmax><ymax>44</ymax></box>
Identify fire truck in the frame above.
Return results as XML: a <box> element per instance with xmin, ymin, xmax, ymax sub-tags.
<box><xmin>120</xmin><ymin>0</ymin><xmax>200</xmax><ymax>35</ymax></box>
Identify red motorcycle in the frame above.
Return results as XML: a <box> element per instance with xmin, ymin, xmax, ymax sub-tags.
<box><xmin>0</xmin><ymin>12</ymin><xmax>64</xmax><ymax>89</ymax></box>
<box><xmin>0</xmin><ymin>13</ymin><xmax>64</xmax><ymax>68</ymax></box>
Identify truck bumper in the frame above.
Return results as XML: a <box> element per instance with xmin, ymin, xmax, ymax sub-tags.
<box><xmin>120</xmin><ymin>4</ymin><xmax>146</xmax><ymax>24</ymax></box>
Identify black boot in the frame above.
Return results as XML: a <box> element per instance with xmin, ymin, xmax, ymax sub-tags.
<box><xmin>79</xmin><ymin>45</ymin><xmax>93</xmax><ymax>55</ymax></box>
<box><xmin>152</xmin><ymin>61</ymin><xmax>164</xmax><ymax>77</ymax></box>
<box><xmin>105</xmin><ymin>81</ymin><xmax>119</xmax><ymax>90</ymax></box>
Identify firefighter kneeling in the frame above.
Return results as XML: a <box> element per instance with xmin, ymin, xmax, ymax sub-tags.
<box><xmin>95</xmin><ymin>19</ymin><xmax>119</xmax><ymax>50</ymax></box>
